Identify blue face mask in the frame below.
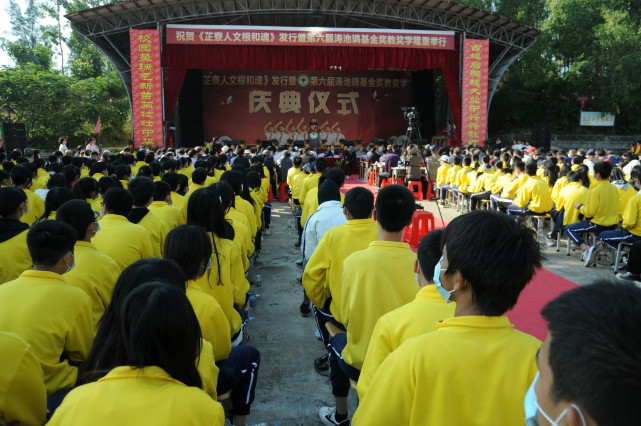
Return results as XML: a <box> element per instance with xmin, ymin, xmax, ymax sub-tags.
<box><xmin>64</xmin><ymin>252</ymin><xmax>75</xmax><ymax>274</ymax></box>
<box><xmin>205</xmin><ymin>257</ymin><xmax>212</xmax><ymax>272</ymax></box>
<box><xmin>94</xmin><ymin>221</ymin><xmax>100</xmax><ymax>233</ymax></box>
<box><xmin>523</xmin><ymin>372</ymin><xmax>587</xmax><ymax>426</ymax></box>
<box><xmin>433</xmin><ymin>256</ymin><xmax>455</xmax><ymax>303</ymax></box>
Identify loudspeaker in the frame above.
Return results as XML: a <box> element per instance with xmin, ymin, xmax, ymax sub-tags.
<box><xmin>2</xmin><ymin>122</ymin><xmax>27</xmax><ymax>152</ymax></box>
<box><xmin>531</xmin><ymin>123</ymin><xmax>551</xmax><ymax>149</ymax></box>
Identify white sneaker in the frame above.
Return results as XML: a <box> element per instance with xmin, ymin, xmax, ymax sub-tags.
<box><xmin>263</xmin><ymin>228</ymin><xmax>271</xmax><ymax>236</ymax></box>
<box><xmin>583</xmin><ymin>246</ymin><xmax>597</xmax><ymax>267</ymax></box>
<box><xmin>319</xmin><ymin>407</ymin><xmax>350</xmax><ymax>426</ymax></box>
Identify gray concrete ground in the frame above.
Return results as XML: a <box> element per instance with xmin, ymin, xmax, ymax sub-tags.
<box><xmin>244</xmin><ymin>190</ymin><xmax>619</xmax><ymax>425</ymax></box>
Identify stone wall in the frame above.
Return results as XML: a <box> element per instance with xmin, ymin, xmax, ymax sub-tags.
<box><xmin>499</xmin><ymin>133</ymin><xmax>641</xmax><ymax>153</ymax></box>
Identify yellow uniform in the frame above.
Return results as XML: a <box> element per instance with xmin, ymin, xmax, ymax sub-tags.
<box><xmin>19</xmin><ymin>188</ymin><xmax>44</xmax><ymax>226</ymax></box>
<box><xmin>0</xmin><ymin>332</ymin><xmax>47</xmax><ymax>426</ymax></box>
<box><xmin>466</xmin><ymin>170</ymin><xmax>484</xmax><ymax>193</ymax></box>
<box><xmin>340</xmin><ymin>241</ymin><xmax>418</xmax><ymax>370</ymax></box>
<box><xmin>93</xmin><ymin>214</ymin><xmax>154</xmax><ymax>272</ymax></box>
<box><xmin>299</xmin><ymin>173</ymin><xmax>322</xmax><ymax>205</ymax></box>
<box><xmin>291</xmin><ymin>172</ymin><xmax>309</xmax><ymax>201</ymax></box>
<box><xmin>500</xmin><ymin>173</ymin><xmax>528</xmax><ymax>199</ymax></box>
<box><xmin>86</xmin><ymin>198</ymin><xmax>103</xmax><ymax>220</ymax></box>
<box><xmin>249</xmin><ymin>188</ymin><xmax>264</xmax><ymax>231</ymax></box>
<box><xmin>435</xmin><ymin>164</ymin><xmax>451</xmax><ymax>187</ymax></box>
<box><xmin>64</xmin><ymin>241</ymin><xmax>119</xmax><ymax>328</ymax></box>
<box><xmin>186</xmin><ymin>281</ymin><xmax>231</xmax><ymax>361</ymax></box>
<box><xmin>550</xmin><ymin>176</ymin><xmax>568</xmax><ymax>204</ymax></box>
<box><xmin>557</xmin><ymin>182</ymin><xmax>590</xmax><ymax>226</ymax></box>
<box><xmin>47</xmin><ymin>366</ymin><xmax>225</xmax><ymax>426</ymax></box>
<box><xmin>622</xmin><ymin>193</ymin><xmax>641</xmax><ymax>236</ymax></box>
<box><xmin>184</xmin><ymin>183</ymin><xmax>203</xmax><ymax>200</ymax></box>
<box><xmin>444</xmin><ymin>165</ymin><xmax>461</xmax><ymax>185</ymax></box>
<box><xmin>235</xmin><ymin>195</ymin><xmax>258</xmax><ymax>233</ymax></box>
<box><xmin>490</xmin><ymin>173</ymin><xmax>512</xmax><ymax>194</ymax></box>
<box><xmin>616</xmin><ymin>184</ymin><xmax>636</xmax><ymax>222</ymax></box>
<box><xmin>178</xmin><ymin>166</ymin><xmax>195</xmax><ymax>179</ymax></box>
<box><xmin>286</xmin><ymin>167</ymin><xmax>302</xmax><ymax>188</ymax></box>
<box><xmin>0</xmin><ymin>271</ymin><xmax>93</xmax><ymax>396</ymax></box>
<box><xmin>453</xmin><ymin>166</ymin><xmax>472</xmax><ymax>192</ymax></box>
<box><xmin>137</xmin><ymin>210</ymin><xmax>168</xmax><ymax>258</ymax></box>
<box><xmin>578</xmin><ymin>180</ymin><xmax>620</xmax><ymax>226</ymax></box>
<box><xmin>353</xmin><ymin>316</ymin><xmax>540</xmax><ymax>426</ymax></box>
<box><xmin>170</xmin><ymin>191</ymin><xmax>188</xmax><ymax>223</ymax></box>
<box><xmin>148</xmin><ymin>201</ymin><xmax>183</xmax><ymax>229</ymax></box>
<box><xmin>357</xmin><ymin>285</ymin><xmax>455</xmax><ymax>399</ymax></box>
<box><xmin>514</xmin><ymin>176</ymin><xmax>553</xmax><ymax>213</ymax></box>
<box><xmin>303</xmin><ymin>219</ymin><xmax>379</xmax><ymax>317</ymax></box>
<box><xmin>0</xmin><ymin>224</ymin><xmax>31</xmax><ymax>284</ymax></box>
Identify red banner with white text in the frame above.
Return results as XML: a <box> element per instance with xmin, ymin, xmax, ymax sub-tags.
<box><xmin>202</xmin><ymin>70</ymin><xmax>413</xmax><ymax>144</ymax></box>
<box><xmin>167</xmin><ymin>25</ymin><xmax>455</xmax><ymax>50</ymax></box>
<box><xmin>460</xmin><ymin>39</ymin><xmax>489</xmax><ymax>147</ymax></box>
<box><xmin>130</xmin><ymin>29</ymin><xmax>163</xmax><ymax>148</ymax></box>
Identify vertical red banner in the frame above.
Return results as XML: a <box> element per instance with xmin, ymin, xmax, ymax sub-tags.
<box><xmin>461</xmin><ymin>39</ymin><xmax>489</xmax><ymax>147</ymax></box>
<box><xmin>130</xmin><ymin>29</ymin><xmax>163</xmax><ymax>148</ymax></box>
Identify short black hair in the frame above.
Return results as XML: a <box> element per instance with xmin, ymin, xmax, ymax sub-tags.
<box><xmin>314</xmin><ymin>157</ymin><xmax>329</xmax><ymax>173</ymax></box>
<box><xmin>442</xmin><ymin>210</ymin><xmax>543</xmax><ymax>316</ymax></box>
<box><xmin>452</xmin><ymin>156</ymin><xmax>462</xmax><ymax>166</ymax></box>
<box><xmin>56</xmin><ymin>199</ymin><xmax>95</xmax><ymax>242</ymax></box>
<box><xmin>90</xmin><ymin>162</ymin><xmax>107</xmax><ymax>176</ymax></box>
<box><xmin>541</xmin><ymin>281</ymin><xmax>641</xmax><ymax>426</ymax></box>
<box><xmin>0</xmin><ymin>187</ymin><xmax>26</xmax><ymax>217</ymax></box>
<box><xmin>525</xmin><ymin>161</ymin><xmax>538</xmax><ymax>176</ymax></box>
<box><xmin>27</xmin><ymin>220</ymin><xmax>77</xmax><ymax>267</ymax></box>
<box><xmin>103</xmin><ymin>187</ymin><xmax>133</xmax><ymax>216</ymax></box>
<box><xmin>593</xmin><ymin>161</ymin><xmax>613</xmax><ymax>179</ymax></box>
<box><xmin>10</xmin><ymin>166</ymin><xmax>31</xmax><ymax>187</ymax></box>
<box><xmin>417</xmin><ymin>229</ymin><xmax>444</xmax><ymax>283</ymax></box>
<box><xmin>128</xmin><ymin>177</ymin><xmax>155</xmax><ymax>206</ymax></box>
<box><xmin>344</xmin><ymin>187</ymin><xmax>374</xmax><ymax>219</ymax></box>
<box><xmin>375</xmin><ymin>184</ymin><xmax>415</xmax><ymax>232</ymax></box>
<box><xmin>192</xmin><ymin>168</ymin><xmax>207</xmax><ymax>185</ymax></box>
<box><xmin>162</xmin><ymin>171</ymin><xmax>180</xmax><ymax>191</ymax></box>
<box><xmin>293</xmin><ymin>156</ymin><xmax>303</xmax><ymax>167</ymax></box>
<box><xmin>115</xmin><ymin>164</ymin><xmax>132</xmax><ymax>180</ymax></box>
<box><xmin>317</xmin><ymin>180</ymin><xmax>341</xmax><ymax>204</ymax></box>
<box><xmin>153</xmin><ymin>181</ymin><xmax>171</xmax><ymax>202</ymax></box>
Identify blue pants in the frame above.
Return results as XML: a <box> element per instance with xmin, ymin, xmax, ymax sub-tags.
<box><xmin>313</xmin><ymin>300</ymin><xmax>345</xmax><ymax>346</ymax></box>
<box><xmin>328</xmin><ymin>333</ymin><xmax>360</xmax><ymax>398</ymax></box>
<box><xmin>507</xmin><ymin>206</ymin><xmax>548</xmax><ymax>217</ymax></box>
<box><xmin>565</xmin><ymin>221</ymin><xmax>615</xmax><ymax>246</ymax></box>
<box><xmin>439</xmin><ymin>184</ymin><xmax>451</xmax><ymax>200</ymax></box>
<box><xmin>217</xmin><ymin>345</ymin><xmax>260</xmax><ymax>416</ymax></box>
<box><xmin>599</xmin><ymin>229</ymin><xmax>641</xmax><ymax>250</ymax></box>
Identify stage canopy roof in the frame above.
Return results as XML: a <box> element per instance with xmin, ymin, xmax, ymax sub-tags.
<box><xmin>66</xmin><ymin>0</ymin><xmax>541</xmax><ymax>104</ymax></box>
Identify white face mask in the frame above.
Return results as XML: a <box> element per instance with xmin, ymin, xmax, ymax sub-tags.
<box><xmin>524</xmin><ymin>372</ymin><xmax>587</xmax><ymax>426</ymax></box>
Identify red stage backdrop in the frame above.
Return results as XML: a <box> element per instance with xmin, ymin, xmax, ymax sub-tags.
<box><xmin>202</xmin><ymin>70</ymin><xmax>413</xmax><ymax>144</ymax></box>
<box><xmin>130</xmin><ymin>29</ymin><xmax>163</xmax><ymax>148</ymax></box>
<box><xmin>460</xmin><ymin>39</ymin><xmax>489</xmax><ymax>147</ymax></box>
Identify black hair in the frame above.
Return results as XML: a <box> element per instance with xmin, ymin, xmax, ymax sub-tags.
<box><xmin>127</xmin><ymin>177</ymin><xmax>154</xmax><ymax>207</ymax></box>
<box><xmin>541</xmin><ymin>281</ymin><xmax>641</xmax><ymax>426</ymax></box>
<box><xmin>90</xmin><ymin>162</ymin><xmax>107</xmax><ymax>176</ymax></box>
<box><xmin>27</xmin><ymin>220</ymin><xmax>77</xmax><ymax>267</ymax></box>
<box><xmin>10</xmin><ymin>166</ymin><xmax>31</xmax><ymax>187</ymax></box>
<box><xmin>190</xmin><ymin>168</ymin><xmax>206</xmax><ymax>185</ymax></box>
<box><xmin>0</xmin><ymin>187</ymin><xmax>26</xmax><ymax>221</ymax></box>
<box><xmin>593</xmin><ymin>161</ymin><xmax>613</xmax><ymax>179</ymax></box>
<box><xmin>81</xmin><ymin>274</ymin><xmax>201</xmax><ymax>388</ymax></box>
<box><xmin>37</xmin><ymin>187</ymin><xmax>73</xmax><ymax>222</ymax></box>
<box><xmin>452</xmin><ymin>156</ymin><xmax>462</xmax><ymax>166</ymax></box>
<box><xmin>137</xmin><ymin>165</ymin><xmax>153</xmax><ymax>179</ymax></box>
<box><xmin>98</xmin><ymin>176</ymin><xmax>121</xmax><ymax>195</ymax></box>
<box><xmin>220</xmin><ymin>170</ymin><xmax>254</xmax><ymax>206</ymax></box>
<box><xmin>317</xmin><ymin>180</ymin><xmax>341</xmax><ymax>204</ymax></box>
<box><xmin>525</xmin><ymin>161</ymin><xmax>538</xmax><ymax>176</ymax></box>
<box><xmin>103</xmin><ymin>187</ymin><xmax>133</xmax><ymax>216</ymax></box>
<box><xmin>46</xmin><ymin>173</ymin><xmax>69</xmax><ymax>190</ymax></box>
<box><xmin>149</xmin><ymin>161</ymin><xmax>162</xmax><ymax>177</ymax></box>
<box><xmin>162</xmin><ymin>171</ymin><xmax>180</xmax><ymax>192</ymax></box>
<box><xmin>177</xmin><ymin>174</ymin><xmax>189</xmax><ymax>196</ymax></box>
<box><xmin>293</xmin><ymin>156</ymin><xmax>302</xmax><ymax>167</ymax></box>
<box><xmin>215</xmin><ymin>180</ymin><xmax>236</xmax><ymax>211</ymax></box>
<box><xmin>442</xmin><ymin>210</ymin><xmax>543</xmax><ymax>316</ymax></box>
<box><xmin>375</xmin><ymin>184</ymin><xmax>415</xmax><ymax>232</ymax></box>
<box><xmin>246</xmin><ymin>171</ymin><xmax>261</xmax><ymax>189</ymax></box>
<box><xmin>344</xmin><ymin>187</ymin><xmax>374</xmax><ymax>219</ymax></box>
<box><xmin>417</xmin><ymin>229</ymin><xmax>444</xmax><ymax>283</ymax></box>
<box><xmin>576</xmin><ymin>164</ymin><xmax>591</xmax><ymax>188</ymax></box>
<box><xmin>71</xmin><ymin>177</ymin><xmax>100</xmax><ymax>200</ymax></box>
<box><xmin>62</xmin><ymin>165</ymin><xmax>80</xmax><ymax>186</ymax></box>
<box><xmin>514</xmin><ymin>161</ymin><xmax>526</xmax><ymax>173</ymax></box>
<box><xmin>566</xmin><ymin>170</ymin><xmax>581</xmax><ymax>183</ymax></box>
<box><xmin>114</xmin><ymin>164</ymin><xmax>132</xmax><ymax>181</ymax></box>
<box><xmin>0</xmin><ymin>169</ymin><xmax>8</xmax><ymax>186</ymax></box>
<box><xmin>314</xmin><ymin>157</ymin><xmax>329</xmax><ymax>173</ymax></box>
<box><xmin>153</xmin><ymin>181</ymin><xmax>171</xmax><ymax>202</ymax></box>
<box><xmin>559</xmin><ymin>164</ymin><xmax>571</xmax><ymax>178</ymax></box>
<box><xmin>321</xmin><ymin>168</ymin><xmax>345</xmax><ymax>189</ymax></box>
<box><xmin>463</xmin><ymin>156</ymin><xmax>472</xmax><ymax>167</ymax></box>
<box><xmin>56</xmin><ymin>200</ymin><xmax>95</xmax><ymax>242</ymax></box>
<box><xmin>164</xmin><ymin>225</ymin><xmax>212</xmax><ymax>281</ymax></box>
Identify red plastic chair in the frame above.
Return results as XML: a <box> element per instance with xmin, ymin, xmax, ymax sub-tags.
<box><xmin>268</xmin><ymin>186</ymin><xmax>274</xmax><ymax>203</ymax></box>
<box><xmin>381</xmin><ymin>177</ymin><xmax>404</xmax><ymax>188</ymax></box>
<box><xmin>408</xmin><ymin>181</ymin><xmax>424</xmax><ymax>201</ymax></box>
<box><xmin>403</xmin><ymin>211</ymin><xmax>436</xmax><ymax>248</ymax></box>
<box><xmin>278</xmin><ymin>183</ymin><xmax>289</xmax><ymax>202</ymax></box>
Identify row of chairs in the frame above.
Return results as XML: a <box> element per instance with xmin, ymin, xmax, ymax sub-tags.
<box><xmin>366</xmin><ymin>170</ymin><xmax>435</xmax><ymax>201</ymax></box>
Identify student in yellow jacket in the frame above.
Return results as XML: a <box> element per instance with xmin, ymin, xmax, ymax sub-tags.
<box><xmin>148</xmin><ymin>181</ymin><xmax>184</xmax><ymax>229</ymax></box>
<box><xmin>93</xmin><ymin>187</ymin><xmax>154</xmax><ymax>272</ymax></box>
<box><xmin>161</xmin><ymin>172</ymin><xmax>188</xmax><ymax>223</ymax></box>
<box><xmin>185</xmin><ymin>168</ymin><xmax>207</xmax><ymax>200</ymax></box>
<box><xmin>0</xmin><ymin>221</ymin><xmax>94</xmax><ymax>397</ymax></box>
<box><xmin>555</xmin><ymin>171</ymin><xmax>590</xmax><ymax>226</ymax></box>
<box><xmin>319</xmin><ymin>185</ymin><xmax>419</xmax><ymax>426</ymax></box>
<box><xmin>0</xmin><ymin>187</ymin><xmax>32</xmax><ymax>284</ymax></box>
<box><xmin>56</xmin><ymin>200</ymin><xmax>119</xmax><ymax>329</ymax></box>
<box><xmin>434</xmin><ymin>155</ymin><xmax>451</xmax><ymax>188</ymax></box>
<box><xmin>567</xmin><ymin>161</ymin><xmax>621</xmax><ymax>266</ymax></box>
<box><xmin>508</xmin><ymin>161</ymin><xmax>554</xmax><ymax>216</ymax></box>
<box><xmin>48</xmin><ymin>281</ymin><xmax>225</xmax><ymax>426</ymax></box>
<box><xmin>70</xmin><ymin>177</ymin><xmax>103</xmax><ymax>220</ymax></box>
<box><xmin>164</xmin><ymin>227</ymin><xmax>260</xmax><ymax>426</ymax></box>
<box><xmin>490</xmin><ymin>161</ymin><xmax>527</xmax><ymax>211</ymax></box>
<box><xmin>299</xmin><ymin>157</ymin><xmax>328</xmax><ymax>206</ymax></box>
<box><xmin>357</xmin><ymin>229</ymin><xmax>455</xmax><ymax>400</ymax></box>
<box><xmin>353</xmin><ymin>210</ymin><xmax>542</xmax><ymax>426</ymax></box>
<box><xmin>11</xmin><ymin>166</ymin><xmax>44</xmax><ymax>226</ymax></box>
<box><xmin>127</xmin><ymin>177</ymin><xmax>168</xmax><ymax>258</ymax></box>
<box><xmin>0</xmin><ymin>331</ymin><xmax>47</xmax><ymax>426</ymax></box>
<box><xmin>610</xmin><ymin>167</ymin><xmax>637</xmax><ymax>221</ymax></box>
<box><xmin>597</xmin><ymin>170</ymin><xmax>641</xmax><ymax>251</ymax></box>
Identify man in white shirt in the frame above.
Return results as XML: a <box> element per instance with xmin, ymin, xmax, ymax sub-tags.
<box><xmin>85</xmin><ymin>138</ymin><xmax>99</xmax><ymax>154</ymax></box>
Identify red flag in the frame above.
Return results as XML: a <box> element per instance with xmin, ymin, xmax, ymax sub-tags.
<box><xmin>93</xmin><ymin>116</ymin><xmax>101</xmax><ymax>134</ymax></box>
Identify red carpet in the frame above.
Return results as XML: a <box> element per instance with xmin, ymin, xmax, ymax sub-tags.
<box><xmin>340</xmin><ymin>177</ymin><xmax>578</xmax><ymax>341</ymax></box>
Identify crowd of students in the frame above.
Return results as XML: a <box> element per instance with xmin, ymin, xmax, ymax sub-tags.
<box><xmin>434</xmin><ymin>145</ymin><xmax>641</xmax><ymax>278</ymax></box>
<box><xmin>1</xmin><ymin>140</ymin><xmax>641</xmax><ymax>426</ymax></box>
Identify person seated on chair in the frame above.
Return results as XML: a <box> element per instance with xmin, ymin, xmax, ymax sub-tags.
<box><xmin>303</xmin><ymin>187</ymin><xmax>378</xmax><ymax>378</ymax></box>
<box><xmin>438</xmin><ymin>156</ymin><xmax>462</xmax><ymax>203</ymax></box>
<box><xmin>507</xmin><ymin>161</ymin><xmax>554</xmax><ymax>217</ymax></box>
<box><xmin>318</xmin><ymin>185</ymin><xmax>418</xmax><ymax>426</ymax></box>
<box><xmin>595</xmin><ymin>169</ymin><xmax>641</xmax><ymax>256</ymax></box>
<box><xmin>565</xmin><ymin>161</ymin><xmax>619</xmax><ymax>266</ymax></box>
<box><xmin>352</xmin><ymin>210</ymin><xmax>542</xmax><ymax>426</ymax></box>
<box><xmin>469</xmin><ymin>162</ymin><xmax>498</xmax><ymax>210</ymax></box>
<box><xmin>357</xmin><ymin>229</ymin><xmax>455</xmax><ymax>399</ymax></box>
<box><xmin>434</xmin><ymin>154</ymin><xmax>451</xmax><ymax>196</ymax></box>
<box><xmin>376</xmin><ymin>149</ymin><xmax>400</xmax><ymax>188</ymax></box>
<box><xmin>490</xmin><ymin>161</ymin><xmax>527</xmax><ymax>212</ymax></box>
<box><xmin>526</xmin><ymin>281</ymin><xmax>641</xmax><ymax>426</ymax></box>
<box><xmin>450</xmin><ymin>156</ymin><xmax>473</xmax><ymax>200</ymax></box>
<box><xmin>548</xmin><ymin>171</ymin><xmax>590</xmax><ymax>245</ymax></box>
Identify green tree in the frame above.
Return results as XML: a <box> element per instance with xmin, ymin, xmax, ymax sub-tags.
<box><xmin>2</xmin><ymin>0</ymin><xmax>53</xmax><ymax>69</ymax></box>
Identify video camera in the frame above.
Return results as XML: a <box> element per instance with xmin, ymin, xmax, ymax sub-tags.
<box><xmin>401</xmin><ymin>106</ymin><xmax>419</xmax><ymax>121</ymax></box>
